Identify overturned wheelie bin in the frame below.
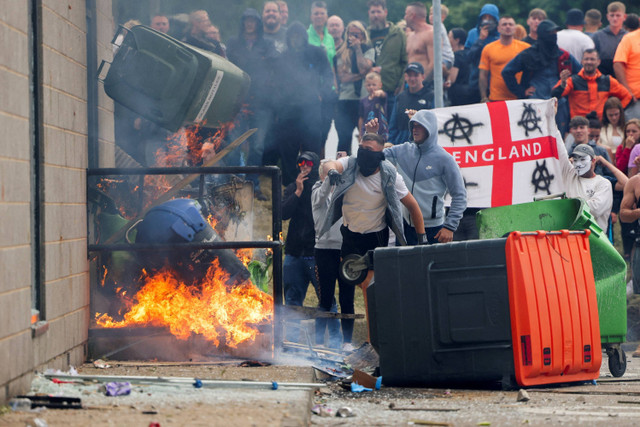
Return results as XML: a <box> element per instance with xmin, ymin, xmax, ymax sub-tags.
<box><xmin>476</xmin><ymin>197</ymin><xmax>628</xmax><ymax>377</ymax></box>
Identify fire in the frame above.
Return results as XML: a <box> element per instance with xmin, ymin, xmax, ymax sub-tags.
<box><xmin>235</xmin><ymin>248</ymin><xmax>253</xmax><ymax>267</ymax></box>
<box><xmin>95</xmin><ymin>260</ymin><xmax>273</xmax><ymax>348</ymax></box>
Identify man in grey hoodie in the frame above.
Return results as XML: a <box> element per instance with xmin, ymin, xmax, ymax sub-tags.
<box><xmin>381</xmin><ymin>109</ymin><xmax>467</xmax><ymax>244</ymax></box>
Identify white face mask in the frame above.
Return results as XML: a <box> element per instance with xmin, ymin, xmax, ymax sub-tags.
<box><xmin>572</xmin><ymin>154</ymin><xmax>592</xmax><ymax>176</ymax></box>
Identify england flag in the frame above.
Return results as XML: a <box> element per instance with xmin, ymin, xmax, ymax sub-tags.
<box><xmin>437</xmin><ymin>99</ymin><xmax>565</xmax><ymax>208</ymax></box>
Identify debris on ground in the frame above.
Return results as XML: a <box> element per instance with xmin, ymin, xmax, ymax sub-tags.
<box><xmin>517</xmin><ymin>389</ymin><xmax>530</xmax><ymax>402</ymax></box>
<box><xmin>311</xmin><ymin>403</ymin><xmax>334</xmax><ymax>417</ymax></box>
<box><xmin>104</xmin><ymin>382</ymin><xmax>132</xmax><ymax>396</ymax></box>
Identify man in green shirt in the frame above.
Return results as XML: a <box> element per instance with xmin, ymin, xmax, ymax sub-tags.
<box><xmin>307</xmin><ymin>1</ymin><xmax>338</xmax><ymax>153</ymax></box>
<box><xmin>307</xmin><ymin>1</ymin><xmax>336</xmax><ymax>65</ymax></box>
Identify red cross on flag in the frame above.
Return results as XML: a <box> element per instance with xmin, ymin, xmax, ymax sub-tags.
<box><xmin>436</xmin><ymin>99</ymin><xmax>564</xmax><ymax>208</ymax></box>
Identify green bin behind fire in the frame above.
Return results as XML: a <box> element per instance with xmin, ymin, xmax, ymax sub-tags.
<box><xmin>477</xmin><ymin>198</ymin><xmax>627</xmax><ymax>344</ymax></box>
<box><xmin>103</xmin><ymin>25</ymin><xmax>250</xmax><ymax>132</ymax></box>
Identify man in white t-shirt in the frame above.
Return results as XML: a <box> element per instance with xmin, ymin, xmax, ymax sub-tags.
<box><xmin>320</xmin><ymin>133</ymin><xmax>425</xmax><ymax>255</ymax></box>
<box><xmin>558</xmin><ymin>142</ymin><xmax>626</xmax><ymax>230</ymax></box>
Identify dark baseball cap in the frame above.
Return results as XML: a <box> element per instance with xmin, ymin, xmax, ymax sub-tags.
<box><xmin>571</xmin><ymin>144</ymin><xmax>595</xmax><ymax>158</ymax></box>
<box><xmin>566</xmin><ymin>9</ymin><xmax>585</xmax><ymax>26</ymax></box>
<box><xmin>405</xmin><ymin>62</ymin><xmax>425</xmax><ymax>74</ymax></box>
<box><xmin>537</xmin><ymin>20</ymin><xmax>560</xmax><ymax>35</ymax></box>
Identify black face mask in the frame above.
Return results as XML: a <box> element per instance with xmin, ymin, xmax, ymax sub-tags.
<box><xmin>539</xmin><ymin>32</ymin><xmax>557</xmax><ymax>46</ymax></box>
<box><xmin>357</xmin><ymin>147</ymin><xmax>385</xmax><ymax>177</ymax></box>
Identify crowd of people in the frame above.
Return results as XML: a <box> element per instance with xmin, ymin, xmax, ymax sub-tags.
<box><xmin>117</xmin><ymin>1</ymin><xmax>640</xmax><ymax>351</ymax></box>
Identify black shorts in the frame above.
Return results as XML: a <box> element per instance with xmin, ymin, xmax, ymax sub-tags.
<box><xmin>340</xmin><ymin>225</ymin><xmax>389</xmax><ymax>257</ymax></box>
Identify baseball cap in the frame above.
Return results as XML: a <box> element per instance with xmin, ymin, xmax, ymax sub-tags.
<box><xmin>537</xmin><ymin>20</ymin><xmax>560</xmax><ymax>35</ymax></box>
<box><xmin>405</xmin><ymin>62</ymin><xmax>425</xmax><ymax>74</ymax></box>
<box><xmin>570</xmin><ymin>144</ymin><xmax>595</xmax><ymax>158</ymax></box>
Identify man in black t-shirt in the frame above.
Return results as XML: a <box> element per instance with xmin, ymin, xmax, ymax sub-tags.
<box><xmin>367</xmin><ymin>0</ymin><xmax>407</xmax><ymax>116</ymax></box>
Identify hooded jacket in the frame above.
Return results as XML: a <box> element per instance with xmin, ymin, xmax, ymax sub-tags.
<box><xmin>384</xmin><ymin>110</ymin><xmax>467</xmax><ymax>230</ymax></box>
<box><xmin>226</xmin><ymin>9</ymin><xmax>277</xmax><ymax>107</ymax></box>
<box><xmin>282</xmin><ymin>151</ymin><xmax>320</xmax><ymax>256</ymax></box>
<box><xmin>464</xmin><ymin>4</ymin><xmax>500</xmax><ymax>99</ymax></box>
<box><xmin>464</xmin><ymin>4</ymin><xmax>500</xmax><ymax>49</ymax></box>
<box><xmin>273</xmin><ymin>22</ymin><xmax>334</xmax><ymax>108</ymax></box>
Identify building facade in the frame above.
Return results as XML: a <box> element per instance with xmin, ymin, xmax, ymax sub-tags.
<box><xmin>0</xmin><ymin>0</ymin><xmax>115</xmax><ymax>402</ymax></box>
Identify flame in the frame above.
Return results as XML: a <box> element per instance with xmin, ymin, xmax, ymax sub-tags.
<box><xmin>95</xmin><ymin>260</ymin><xmax>273</xmax><ymax>348</ymax></box>
<box><xmin>235</xmin><ymin>248</ymin><xmax>253</xmax><ymax>267</ymax></box>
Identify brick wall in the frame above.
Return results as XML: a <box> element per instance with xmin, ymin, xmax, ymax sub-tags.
<box><xmin>0</xmin><ymin>0</ymin><xmax>114</xmax><ymax>403</ymax></box>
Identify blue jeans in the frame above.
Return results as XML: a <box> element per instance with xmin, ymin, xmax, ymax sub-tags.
<box><xmin>283</xmin><ymin>255</ymin><xmax>339</xmax><ymax>344</ymax></box>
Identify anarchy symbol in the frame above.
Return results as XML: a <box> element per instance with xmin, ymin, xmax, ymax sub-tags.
<box><xmin>531</xmin><ymin>160</ymin><xmax>554</xmax><ymax>194</ymax></box>
<box><xmin>518</xmin><ymin>103</ymin><xmax>542</xmax><ymax>136</ymax></box>
<box><xmin>438</xmin><ymin>113</ymin><xmax>483</xmax><ymax>144</ymax></box>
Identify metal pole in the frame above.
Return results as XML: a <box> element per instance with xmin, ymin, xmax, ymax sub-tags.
<box><xmin>271</xmin><ymin>168</ymin><xmax>284</xmax><ymax>358</ymax></box>
<box><xmin>433</xmin><ymin>0</ymin><xmax>443</xmax><ymax>108</ymax></box>
<box><xmin>44</xmin><ymin>373</ymin><xmax>324</xmax><ymax>390</ymax></box>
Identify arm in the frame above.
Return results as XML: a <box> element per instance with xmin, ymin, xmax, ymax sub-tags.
<box><xmin>502</xmin><ymin>55</ymin><xmax>527</xmax><ymax>99</ymax></box>
<box><xmin>614</xmin><ymin>62</ymin><xmax>637</xmax><ymax>103</ymax></box>
<box><xmin>281</xmin><ymin>183</ymin><xmax>300</xmax><ymax>220</ymax></box>
<box><xmin>620</xmin><ymin>175</ymin><xmax>640</xmax><ymax>223</ymax></box>
<box><xmin>445</xmin><ymin>66</ymin><xmax>459</xmax><ymax>88</ymax></box>
<box><xmin>311</xmin><ymin>178</ymin><xmax>331</xmax><ymax>211</ymax></box>
<box><xmin>597</xmin><ymin>155</ymin><xmax>628</xmax><ymax>190</ymax></box>
<box><xmin>400</xmin><ymin>192</ymin><xmax>425</xmax><ymax>234</ymax></box>
<box><xmin>442</xmin><ymin>157</ymin><xmax>467</xmax><ymax>233</ymax></box>
<box><xmin>478</xmin><ymin>69</ymin><xmax>489</xmax><ymax>102</ymax></box>
<box><xmin>610</xmin><ymin>77</ymin><xmax>634</xmax><ymax>108</ymax></box>
<box><xmin>352</xmin><ymin>43</ymin><xmax>373</xmax><ymax>74</ymax></box>
<box><xmin>550</xmin><ymin>69</ymin><xmax>573</xmax><ymax>99</ymax></box>
<box><xmin>324</xmin><ymin>159</ymin><xmax>344</xmax><ymax>174</ymax></box>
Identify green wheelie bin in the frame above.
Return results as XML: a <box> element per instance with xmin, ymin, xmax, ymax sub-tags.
<box><xmin>476</xmin><ymin>197</ymin><xmax>628</xmax><ymax>377</ymax></box>
<box><xmin>102</xmin><ymin>25</ymin><xmax>250</xmax><ymax>132</ymax></box>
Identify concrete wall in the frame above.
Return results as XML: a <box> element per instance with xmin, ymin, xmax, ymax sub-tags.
<box><xmin>0</xmin><ymin>0</ymin><xmax>114</xmax><ymax>403</ymax></box>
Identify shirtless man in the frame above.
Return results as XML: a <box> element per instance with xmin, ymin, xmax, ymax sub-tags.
<box><xmin>621</xmin><ymin>174</ymin><xmax>640</xmax><ymax>356</ymax></box>
<box><xmin>404</xmin><ymin>2</ymin><xmax>434</xmax><ymax>79</ymax></box>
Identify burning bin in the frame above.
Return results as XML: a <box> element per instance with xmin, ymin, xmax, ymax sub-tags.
<box><xmin>476</xmin><ymin>198</ymin><xmax>627</xmax><ymax>375</ymax></box>
<box><xmin>102</xmin><ymin>25</ymin><xmax>250</xmax><ymax>132</ymax></box>
<box><xmin>367</xmin><ymin>231</ymin><xmax>602</xmax><ymax>388</ymax></box>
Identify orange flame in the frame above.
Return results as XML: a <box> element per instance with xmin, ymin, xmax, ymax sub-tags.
<box><xmin>95</xmin><ymin>260</ymin><xmax>273</xmax><ymax>348</ymax></box>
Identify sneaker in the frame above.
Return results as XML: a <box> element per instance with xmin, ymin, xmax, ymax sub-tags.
<box><xmin>342</xmin><ymin>343</ymin><xmax>355</xmax><ymax>353</ymax></box>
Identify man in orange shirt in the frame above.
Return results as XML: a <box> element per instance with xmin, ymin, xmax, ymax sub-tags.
<box><xmin>614</xmin><ymin>28</ymin><xmax>640</xmax><ymax>119</ymax></box>
<box><xmin>478</xmin><ymin>16</ymin><xmax>530</xmax><ymax>102</ymax></box>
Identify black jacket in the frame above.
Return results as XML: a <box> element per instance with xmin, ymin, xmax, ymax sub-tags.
<box><xmin>282</xmin><ymin>152</ymin><xmax>320</xmax><ymax>256</ymax></box>
<box><xmin>273</xmin><ymin>22</ymin><xmax>334</xmax><ymax>109</ymax></box>
<box><xmin>226</xmin><ymin>9</ymin><xmax>277</xmax><ymax>107</ymax></box>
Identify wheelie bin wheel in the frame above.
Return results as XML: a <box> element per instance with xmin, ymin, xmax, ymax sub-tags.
<box><xmin>607</xmin><ymin>346</ymin><xmax>627</xmax><ymax>377</ymax></box>
<box><xmin>340</xmin><ymin>254</ymin><xmax>369</xmax><ymax>286</ymax></box>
